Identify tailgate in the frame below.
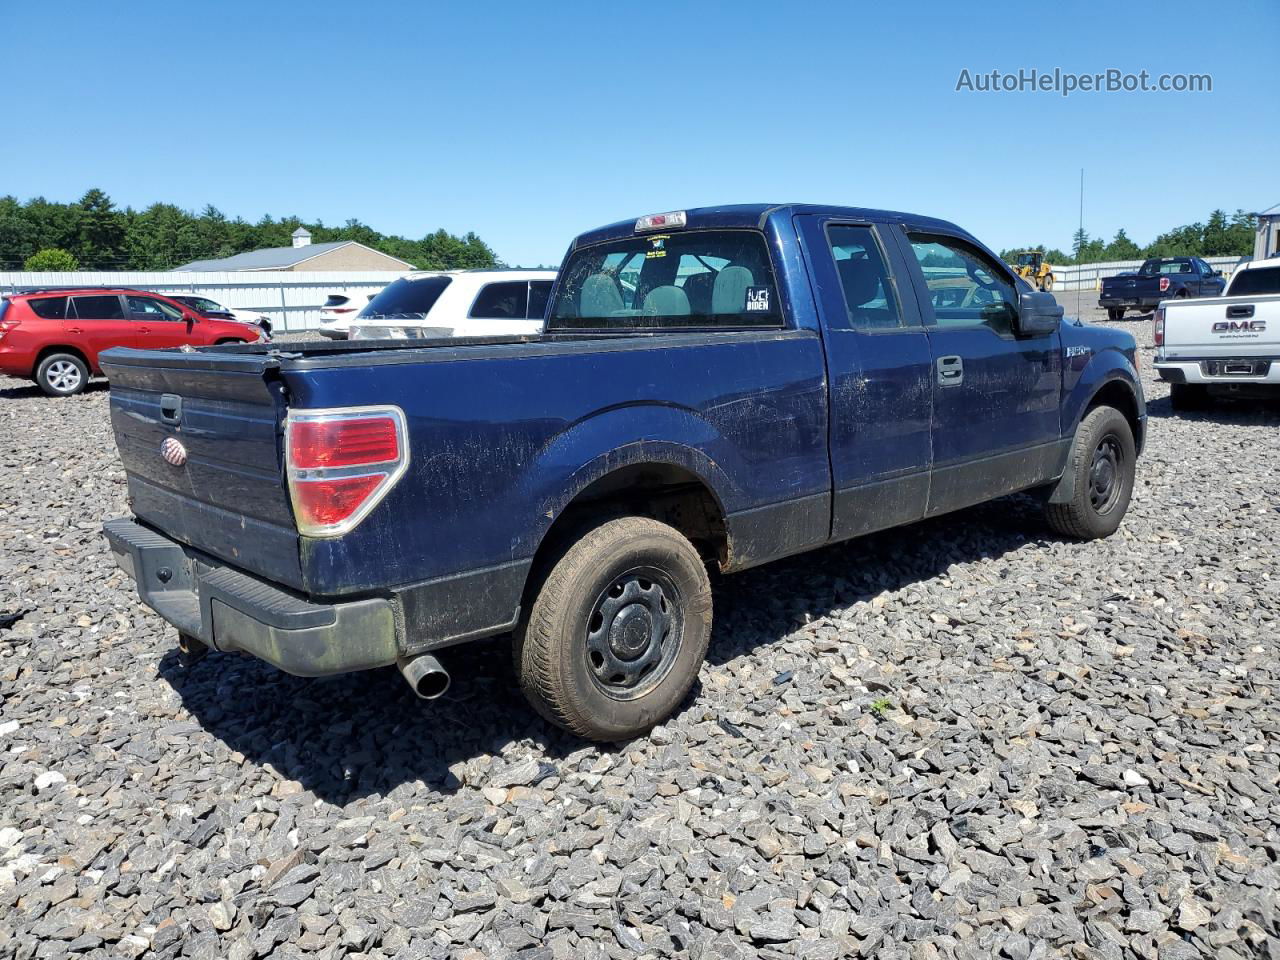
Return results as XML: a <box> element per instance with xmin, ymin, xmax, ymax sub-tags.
<box><xmin>101</xmin><ymin>347</ymin><xmax>303</xmax><ymax>590</ymax></box>
<box><xmin>1103</xmin><ymin>275</ymin><xmax>1156</xmax><ymax>297</ymax></box>
<box><xmin>1162</xmin><ymin>297</ymin><xmax>1280</xmax><ymax>359</ymax></box>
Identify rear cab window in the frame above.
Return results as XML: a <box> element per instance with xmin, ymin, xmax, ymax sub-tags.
<box><xmin>549</xmin><ymin>230</ymin><xmax>783</xmax><ymax>331</ymax></box>
<box><xmin>1227</xmin><ymin>266</ymin><xmax>1280</xmax><ymax>296</ymax></box>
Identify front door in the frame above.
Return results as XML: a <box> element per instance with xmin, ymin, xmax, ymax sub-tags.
<box><xmin>894</xmin><ymin>229</ymin><xmax>1063</xmax><ymax>517</ymax></box>
<box><xmin>797</xmin><ymin>216</ymin><xmax>933</xmax><ymax>540</ymax></box>
<box><xmin>126</xmin><ymin>295</ymin><xmax>193</xmax><ymax>348</ymax></box>
<box><xmin>65</xmin><ymin>295</ymin><xmax>136</xmax><ymax>369</ymax></box>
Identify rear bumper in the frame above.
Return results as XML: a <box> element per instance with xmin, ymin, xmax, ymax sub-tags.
<box><xmin>1099</xmin><ymin>295</ymin><xmax>1160</xmax><ymax>310</ymax></box>
<box><xmin>104</xmin><ymin>517</ymin><xmax>398</xmax><ymax>676</ymax></box>
<box><xmin>1155</xmin><ymin>358</ymin><xmax>1280</xmax><ymax>386</ymax></box>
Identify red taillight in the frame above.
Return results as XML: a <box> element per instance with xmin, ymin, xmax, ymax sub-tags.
<box><xmin>285</xmin><ymin>406</ymin><xmax>408</xmax><ymax>537</ymax></box>
<box><xmin>1159</xmin><ymin>277</ymin><xmax>1170</xmax><ymax>293</ymax></box>
<box><xmin>288</xmin><ymin>416</ymin><xmax>399</xmax><ymax>469</ymax></box>
<box><xmin>0</xmin><ymin>321</ymin><xmax>18</xmax><ymax>341</ymax></box>
<box><xmin>1154</xmin><ymin>307</ymin><xmax>1165</xmax><ymax>347</ymax></box>
<box><xmin>326</xmin><ymin>308</ymin><xmax>357</xmax><ymax>314</ymax></box>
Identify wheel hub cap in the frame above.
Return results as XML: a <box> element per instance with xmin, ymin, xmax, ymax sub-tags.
<box><xmin>585</xmin><ymin>570</ymin><xmax>681</xmax><ymax>699</ymax></box>
<box><xmin>1089</xmin><ymin>436</ymin><xmax>1122</xmax><ymax>512</ymax></box>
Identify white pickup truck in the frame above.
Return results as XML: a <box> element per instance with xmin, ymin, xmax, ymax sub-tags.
<box><xmin>1155</xmin><ymin>258</ymin><xmax>1280</xmax><ymax>409</ymax></box>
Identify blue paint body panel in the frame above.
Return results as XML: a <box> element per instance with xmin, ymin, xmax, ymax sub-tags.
<box><xmin>102</xmin><ymin>203</ymin><xmax>1146</xmax><ymax>653</ymax></box>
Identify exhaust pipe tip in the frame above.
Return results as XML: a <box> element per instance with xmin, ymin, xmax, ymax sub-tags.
<box><xmin>398</xmin><ymin>654</ymin><xmax>450</xmax><ymax>700</ymax></box>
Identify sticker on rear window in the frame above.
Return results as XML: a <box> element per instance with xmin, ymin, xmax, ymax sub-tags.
<box><xmin>645</xmin><ymin>235</ymin><xmax>669</xmax><ymax>259</ymax></box>
<box><xmin>746</xmin><ymin>287</ymin><xmax>771</xmax><ymax>312</ymax></box>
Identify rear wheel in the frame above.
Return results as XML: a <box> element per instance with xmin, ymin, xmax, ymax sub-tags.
<box><xmin>514</xmin><ymin>517</ymin><xmax>712</xmax><ymax>741</ymax></box>
<box><xmin>1045</xmin><ymin>405</ymin><xmax>1136</xmax><ymax>540</ymax></box>
<box><xmin>1042</xmin><ymin>274</ymin><xmax>1054</xmax><ymax>292</ymax></box>
<box><xmin>1170</xmin><ymin>383</ymin><xmax>1210</xmax><ymax>412</ymax></box>
<box><xmin>35</xmin><ymin>353</ymin><xmax>89</xmax><ymax>397</ymax></box>
<box><xmin>1106</xmin><ymin>307</ymin><xmax>1124</xmax><ymax>321</ymax></box>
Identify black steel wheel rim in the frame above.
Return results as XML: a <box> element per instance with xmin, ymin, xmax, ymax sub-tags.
<box><xmin>585</xmin><ymin>565</ymin><xmax>683</xmax><ymax>700</ymax></box>
<box><xmin>1089</xmin><ymin>434</ymin><xmax>1124</xmax><ymax>514</ymax></box>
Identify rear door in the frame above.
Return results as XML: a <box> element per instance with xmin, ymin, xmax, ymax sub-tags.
<box><xmin>126</xmin><ymin>295</ymin><xmax>195</xmax><ymax>348</ymax></box>
<box><xmin>896</xmin><ymin>229</ymin><xmax>1063</xmax><ymax>516</ymax></box>
<box><xmin>66</xmin><ymin>295</ymin><xmax>136</xmax><ymax>367</ymax></box>
<box><xmin>796</xmin><ymin>215</ymin><xmax>933</xmax><ymax>539</ymax></box>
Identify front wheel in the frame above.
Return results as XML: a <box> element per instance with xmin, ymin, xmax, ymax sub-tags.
<box><xmin>1041</xmin><ymin>274</ymin><xmax>1054</xmax><ymax>292</ymax></box>
<box><xmin>514</xmin><ymin>517</ymin><xmax>712</xmax><ymax>741</ymax></box>
<box><xmin>36</xmin><ymin>353</ymin><xmax>89</xmax><ymax>397</ymax></box>
<box><xmin>1045</xmin><ymin>405</ymin><xmax>1136</xmax><ymax>540</ymax></box>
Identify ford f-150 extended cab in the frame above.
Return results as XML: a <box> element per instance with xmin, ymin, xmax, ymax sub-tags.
<box><xmin>101</xmin><ymin>204</ymin><xmax>1146</xmax><ymax>741</ymax></box>
<box><xmin>1100</xmin><ymin>257</ymin><xmax>1227</xmax><ymax>320</ymax></box>
<box><xmin>1154</xmin><ymin>257</ymin><xmax>1280</xmax><ymax>409</ymax></box>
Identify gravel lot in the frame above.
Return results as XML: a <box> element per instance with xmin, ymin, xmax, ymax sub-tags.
<box><xmin>1</xmin><ymin>318</ymin><xmax>1277</xmax><ymax>960</ymax></box>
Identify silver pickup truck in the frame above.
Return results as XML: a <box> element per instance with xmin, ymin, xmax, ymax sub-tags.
<box><xmin>1155</xmin><ymin>258</ymin><xmax>1280</xmax><ymax>409</ymax></box>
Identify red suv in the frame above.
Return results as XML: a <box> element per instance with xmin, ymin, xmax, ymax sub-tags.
<box><xmin>0</xmin><ymin>288</ymin><xmax>265</xmax><ymax>396</ymax></box>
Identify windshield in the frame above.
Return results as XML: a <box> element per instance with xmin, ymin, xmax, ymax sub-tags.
<box><xmin>359</xmin><ymin>276</ymin><xmax>452</xmax><ymax>319</ymax></box>
<box><xmin>548</xmin><ymin>229</ymin><xmax>782</xmax><ymax>331</ymax></box>
<box><xmin>180</xmin><ymin>296</ymin><xmax>226</xmax><ymax>312</ymax></box>
<box><xmin>1227</xmin><ymin>265</ymin><xmax>1280</xmax><ymax>296</ymax></box>
<box><xmin>1016</xmin><ymin>253</ymin><xmax>1037</xmax><ymax>266</ymax></box>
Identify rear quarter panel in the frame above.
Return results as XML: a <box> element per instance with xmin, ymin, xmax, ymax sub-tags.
<box><xmin>281</xmin><ymin>331</ymin><xmax>830</xmax><ymax>595</ymax></box>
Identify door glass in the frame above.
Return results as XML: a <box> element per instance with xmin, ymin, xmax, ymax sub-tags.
<box><xmin>469</xmin><ymin>281</ymin><xmax>528</xmax><ymax>319</ymax></box>
<box><xmin>826</xmin><ymin>225</ymin><xmax>902</xmax><ymax>330</ymax></box>
<box><xmin>908</xmin><ymin>235</ymin><xmax>1017</xmax><ymax>334</ymax></box>
<box><xmin>126</xmin><ymin>296</ymin><xmax>182</xmax><ymax>319</ymax></box>
<box><xmin>70</xmin><ymin>295</ymin><xmax>125</xmax><ymax>320</ymax></box>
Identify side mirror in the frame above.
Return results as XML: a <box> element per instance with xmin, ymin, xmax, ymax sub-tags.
<box><xmin>1017</xmin><ymin>291</ymin><xmax>1062</xmax><ymax>336</ymax></box>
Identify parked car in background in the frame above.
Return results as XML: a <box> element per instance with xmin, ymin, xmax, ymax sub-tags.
<box><xmin>1100</xmin><ymin>257</ymin><xmax>1227</xmax><ymax>320</ymax></box>
<box><xmin>317</xmin><ymin>291</ymin><xmax>381</xmax><ymax>339</ymax></box>
<box><xmin>347</xmin><ymin>270</ymin><xmax>556</xmax><ymax>340</ymax></box>
<box><xmin>0</xmin><ymin>288</ymin><xmax>265</xmax><ymax>396</ymax></box>
<box><xmin>1155</xmin><ymin>257</ymin><xmax>1280</xmax><ymax>409</ymax></box>
<box><xmin>101</xmin><ymin>204</ymin><xmax>1144</xmax><ymax>741</ymax></box>
<box><xmin>171</xmin><ymin>296</ymin><xmax>273</xmax><ymax>338</ymax></box>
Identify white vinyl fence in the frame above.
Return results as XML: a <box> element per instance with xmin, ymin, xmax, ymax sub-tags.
<box><xmin>0</xmin><ymin>271</ymin><xmax>414</xmax><ymax>332</ymax></box>
<box><xmin>1049</xmin><ymin>256</ymin><xmax>1250</xmax><ymax>292</ymax></box>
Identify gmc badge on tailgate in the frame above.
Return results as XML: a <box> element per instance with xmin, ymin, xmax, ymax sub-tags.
<box><xmin>1213</xmin><ymin>320</ymin><xmax>1266</xmax><ymax>333</ymax></box>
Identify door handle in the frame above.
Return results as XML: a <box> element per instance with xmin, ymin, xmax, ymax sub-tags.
<box><xmin>66</xmin><ymin>326</ymin><xmax>83</xmax><ymax>334</ymax></box>
<box><xmin>1226</xmin><ymin>304</ymin><xmax>1255</xmax><ymax>319</ymax></box>
<box><xmin>137</xmin><ymin>326</ymin><xmax>151</xmax><ymax>334</ymax></box>
<box><xmin>936</xmin><ymin>355</ymin><xmax>964</xmax><ymax>386</ymax></box>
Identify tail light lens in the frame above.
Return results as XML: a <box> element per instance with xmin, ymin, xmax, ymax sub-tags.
<box><xmin>1159</xmin><ymin>277</ymin><xmax>1170</xmax><ymax>293</ymax></box>
<box><xmin>1154</xmin><ymin>307</ymin><xmax>1165</xmax><ymax>347</ymax></box>
<box><xmin>285</xmin><ymin>406</ymin><xmax>408</xmax><ymax>537</ymax></box>
<box><xmin>0</xmin><ymin>320</ymin><xmax>18</xmax><ymax>342</ymax></box>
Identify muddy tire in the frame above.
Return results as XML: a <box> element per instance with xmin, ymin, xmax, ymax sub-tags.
<box><xmin>1046</xmin><ymin>405</ymin><xmax>1136</xmax><ymax>540</ymax></box>
<box><xmin>514</xmin><ymin>517</ymin><xmax>712</xmax><ymax>742</ymax></box>
<box><xmin>36</xmin><ymin>352</ymin><xmax>89</xmax><ymax>397</ymax></box>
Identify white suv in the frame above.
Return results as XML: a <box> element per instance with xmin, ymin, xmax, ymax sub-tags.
<box><xmin>318</xmin><ymin>290</ymin><xmax>383</xmax><ymax>339</ymax></box>
<box><xmin>348</xmin><ymin>270</ymin><xmax>557</xmax><ymax>340</ymax></box>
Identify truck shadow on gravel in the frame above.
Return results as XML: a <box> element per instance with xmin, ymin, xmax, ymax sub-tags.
<box><xmin>157</xmin><ymin>493</ymin><xmax>1063</xmax><ymax>806</ymax></box>
<box><xmin>0</xmin><ymin>381</ymin><xmax>110</xmax><ymax>399</ymax></box>
<box><xmin>1145</xmin><ymin>394</ymin><xmax>1280</xmax><ymax>423</ymax></box>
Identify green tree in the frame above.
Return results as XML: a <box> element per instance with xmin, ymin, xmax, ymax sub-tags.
<box><xmin>75</xmin><ymin>188</ymin><xmax>126</xmax><ymax>268</ymax></box>
<box><xmin>1103</xmin><ymin>228</ymin><xmax>1141</xmax><ymax>262</ymax></box>
<box><xmin>23</xmin><ymin>247</ymin><xmax>80</xmax><ymax>271</ymax></box>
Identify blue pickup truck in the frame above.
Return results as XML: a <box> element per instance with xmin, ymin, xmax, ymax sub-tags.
<box><xmin>102</xmin><ymin>204</ymin><xmax>1145</xmax><ymax>741</ymax></box>
<box><xmin>1099</xmin><ymin>256</ymin><xmax>1227</xmax><ymax>320</ymax></box>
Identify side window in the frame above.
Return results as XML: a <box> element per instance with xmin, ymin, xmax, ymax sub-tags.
<box><xmin>127</xmin><ymin>296</ymin><xmax>182</xmax><ymax>320</ymax></box>
<box><xmin>908</xmin><ymin>235</ymin><xmax>1017</xmax><ymax>334</ymax></box>
<box><xmin>526</xmin><ymin>281</ymin><xmax>552</xmax><ymax>320</ymax></box>
<box><xmin>27</xmin><ymin>297</ymin><xmax>68</xmax><ymax>320</ymax></box>
<box><xmin>470</xmin><ymin>281</ymin><xmax>528</xmax><ymax>319</ymax></box>
<box><xmin>826</xmin><ymin>225</ymin><xmax>903</xmax><ymax>330</ymax></box>
<box><xmin>70</xmin><ymin>295</ymin><xmax>125</xmax><ymax>320</ymax></box>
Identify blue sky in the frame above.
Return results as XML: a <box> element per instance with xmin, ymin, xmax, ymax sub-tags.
<box><xmin>7</xmin><ymin>0</ymin><xmax>1276</xmax><ymax>266</ymax></box>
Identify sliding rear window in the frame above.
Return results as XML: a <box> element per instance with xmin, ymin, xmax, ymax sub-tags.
<box><xmin>1228</xmin><ymin>266</ymin><xmax>1280</xmax><ymax>297</ymax></box>
<box><xmin>548</xmin><ymin>229</ymin><xmax>782</xmax><ymax>331</ymax></box>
